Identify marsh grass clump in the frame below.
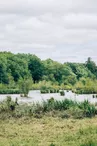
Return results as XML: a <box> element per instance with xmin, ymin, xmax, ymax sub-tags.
<box><xmin>40</xmin><ymin>90</ymin><xmax>49</xmax><ymax>94</ymax></box>
<box><xmin>60</xmin><ymin>90</ymin><xmax>65</xmax><ymax>96</ymax></box>
<box><xmin>49</xmin><ymin>89</ymin><xmax>56</xmax><ymax>93</ymax></box>
<box><xmin>41</xmin><ymin>98</ymin><xmax>77</xmax><ymax>112</ymax></box>
<box><xmin>54</xmin><ymin>99</ymin><xmax>76</xmax><ymax>110</ymax></box>
<box><xmin>49</xmin><ymin>89</ymin><xmax>53</xmax><ymax>93</ymax></box>
<box><xmin>79</xmin><ymin>100</ymin><xmax>96</xmax><ymax>118</ymax></box>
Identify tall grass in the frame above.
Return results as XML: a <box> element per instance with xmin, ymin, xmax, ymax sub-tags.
<box><xmin>0</xmin><ymin>97</ymin><xmax>96</xmax><ymax>119</ymax></box>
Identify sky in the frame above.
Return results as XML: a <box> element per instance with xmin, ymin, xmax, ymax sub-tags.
<box><xmin>0</xmin><ymin>0</ymin><xmax>97</xmax><ymax>63</ymax></box>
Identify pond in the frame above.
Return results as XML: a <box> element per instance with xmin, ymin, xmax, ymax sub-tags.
<box><xmin>0</xmin><ymin>90</ymin><xmax>97</xmax><ymax>104</ymax></box>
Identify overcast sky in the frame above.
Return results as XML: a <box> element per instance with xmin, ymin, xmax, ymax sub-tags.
<box><xmin>0</xmin><ymin>0</ymin><xmax>97</xmax><ymax>63</ymax></box>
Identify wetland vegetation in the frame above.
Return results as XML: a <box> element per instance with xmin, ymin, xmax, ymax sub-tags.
<box><xmin>1</xmin><ymin>52</ymin><xmax>97</xmax><ymax>145</ymax></box>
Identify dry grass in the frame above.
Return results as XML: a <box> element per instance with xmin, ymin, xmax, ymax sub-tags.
<box><xmin>0</xmin><ymin>116</ymin><xmax>97</xmax><ymax>146</ymax></box>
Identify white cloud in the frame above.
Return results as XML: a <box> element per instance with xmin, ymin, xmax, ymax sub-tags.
<box><xmin>0</xmin><ymin>0</ymin><xmax>97</xmax><ymax>63</ymax></box>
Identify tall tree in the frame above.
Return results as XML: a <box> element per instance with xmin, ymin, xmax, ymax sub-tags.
<box><xmin>86</xmin><ymin>57</ymin><xmax>97</xmax><ymax>75</ymax></box>
<box><xmin>28</xmin><ymin>55</ymin><xmax>44</xmax><ymax>83</ymax></box>
<box><xmin>0</xmin><ymin>58</ymin><xmax>8</xmax><ymax>84</ymax></box>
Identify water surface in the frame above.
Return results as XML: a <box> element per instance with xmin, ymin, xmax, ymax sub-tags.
<box><xmin>0</xmin><ymin>90</ymin><xmax>97</xmax><ymax>104</ymax></box>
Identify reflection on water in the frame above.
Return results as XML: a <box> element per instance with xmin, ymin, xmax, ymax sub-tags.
<box><xmin>0</xmin><ymin>90</ymin><xmax>97</xmax><ymax>104</ymax></box>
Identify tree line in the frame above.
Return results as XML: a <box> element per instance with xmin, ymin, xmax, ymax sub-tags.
<box><xmin>0</xmin><ymin>51</ymin><xmax>97</xmax><ymax>94</ymax></box>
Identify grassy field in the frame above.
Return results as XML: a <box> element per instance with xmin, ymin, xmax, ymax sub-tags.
<box><xmin>0</xmin><ymin>116</ymin><xmax>97</xmax><ymax>146</ymax></box>
<box><xmin>0</xmin><ymin>97</ymin><xmax>97</xmax><ymax>146</ymax></box>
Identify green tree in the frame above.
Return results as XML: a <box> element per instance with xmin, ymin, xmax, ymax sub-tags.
<box><xmin>28</xmin><ymin>55</ymin><xmax>44</xmax><ymax>83</ymax></box>
<box><xmin>86</xmin><ymin>57</ymin><xmax>97</xmax><ymax>76</ymax></box>
<box><xmin>18</xmin><ymin>78</ymin><xmax>33</xmax><ymax>95</ymax></box>
<box><xmin>0</xmin><ymin>58</ymin><xmax>8</xmax><ymax>84</ymax></box>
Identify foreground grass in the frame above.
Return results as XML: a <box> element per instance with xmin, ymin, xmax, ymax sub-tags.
<box><xmin>0</xmin><ymin>117</ymin><xmax>97</xmax><ymax>146</ymax></box>
<box><xmin>1</xmin><ymin>97</ymin><xmax>97</xmax><ymax>146</ymax></box>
